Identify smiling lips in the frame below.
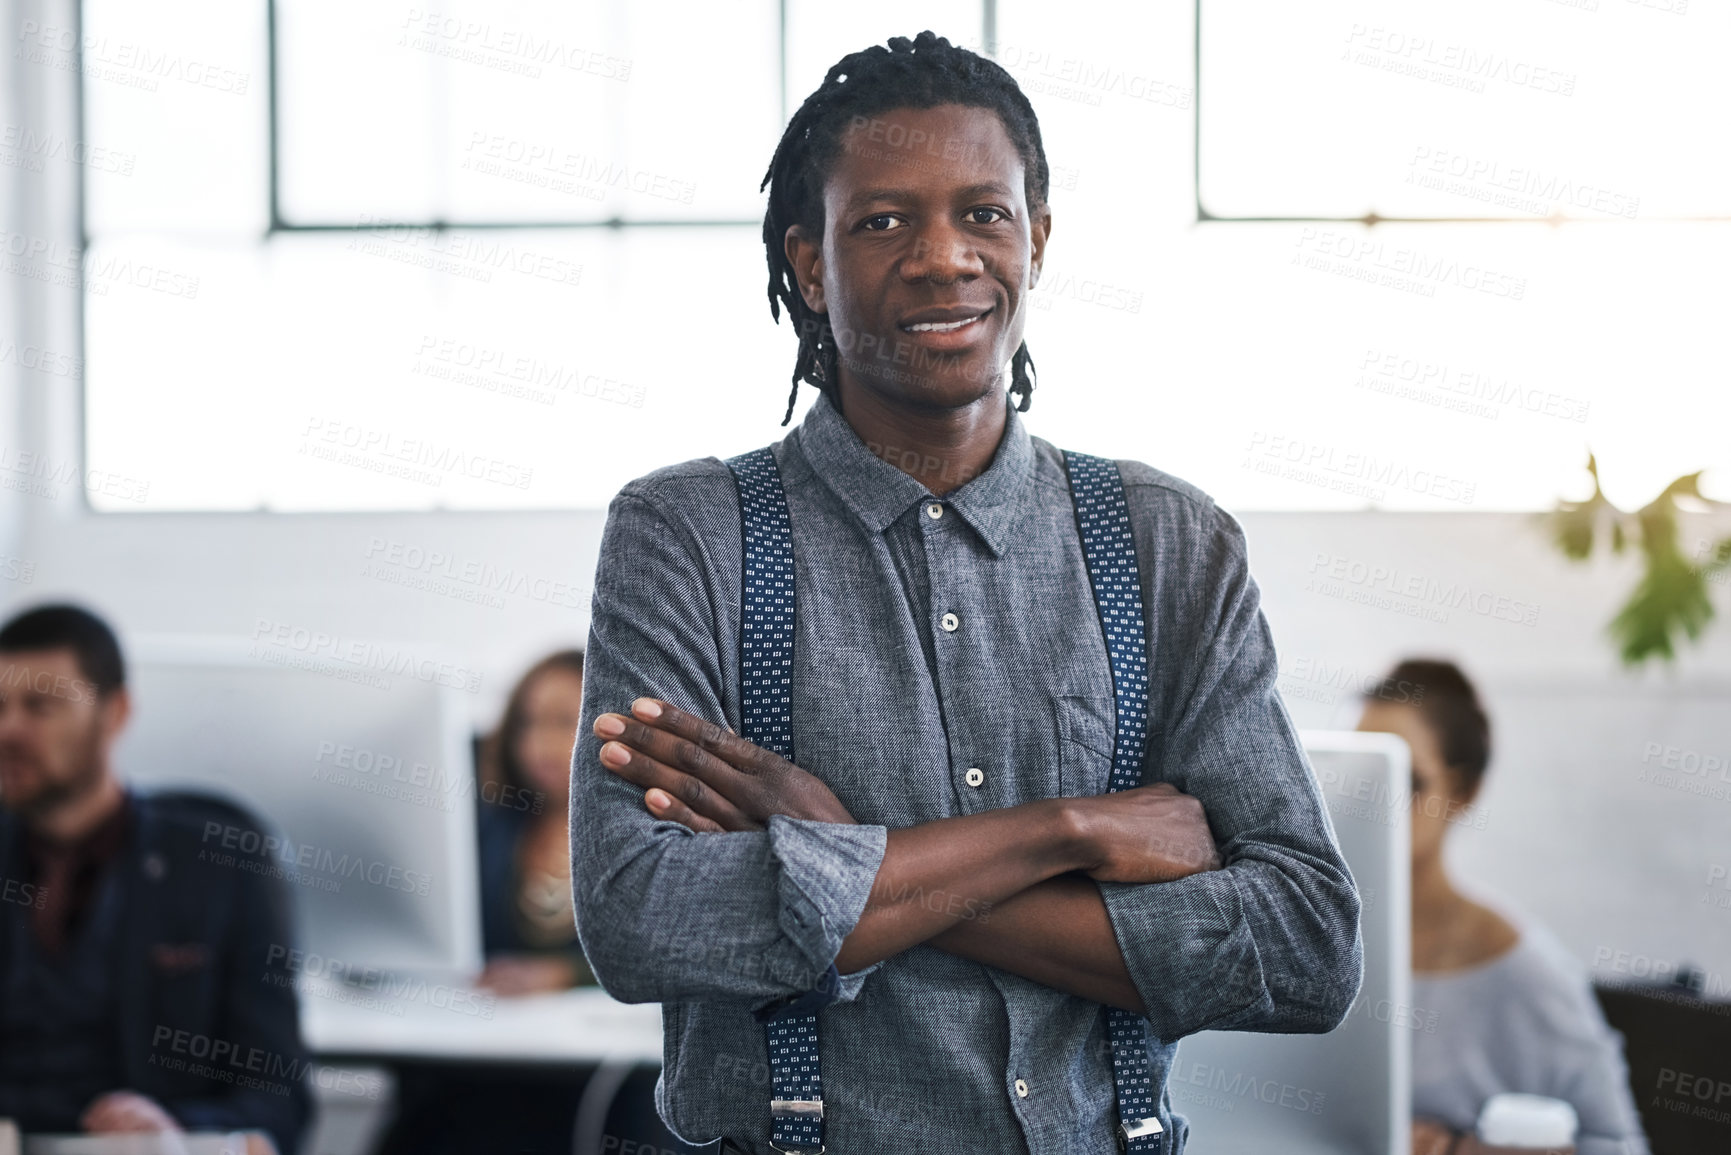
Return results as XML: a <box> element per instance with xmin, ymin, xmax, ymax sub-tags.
<box><xmin>898</xmin><ymin>306</ymin><xmax>993</xmax><ymax>334</ymax></box>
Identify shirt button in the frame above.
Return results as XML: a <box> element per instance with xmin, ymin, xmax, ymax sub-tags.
<box><xmin>940</xmin><ymin>612</ymin><xmax>959</xmax><ymax>632</ymax></box>
<box><xmin>964</xmin><ymin>767</ymin><xmax>985</xmax><ymax>788</ymax></box>
<box><xmin>1014</xmin><ymin>1078</ymin><xmax>1029</xmax><ymax>1098</ymax></box>
<box><xmin>925</xmin><ymin>501</ymin><xmax>943</xmax><ymax>520</ymax></box>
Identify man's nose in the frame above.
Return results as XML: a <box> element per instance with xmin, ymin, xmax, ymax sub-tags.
<box><xmin>902</xmin><ymin>227</ymin><xmax>983</xmax><ymax>283</ymax></box>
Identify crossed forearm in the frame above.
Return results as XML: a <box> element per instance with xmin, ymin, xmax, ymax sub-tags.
<box><xmin>833</xmin><ymin>800</ymin><xmax>1146</xmax><ymax>1015</ymax></box>
<box><xmin>929</xmin><ymin>875</ymin><xmax>1147</xmax><ymax>1014</ymax></box>
<box><xmin>833</xmin><ymin>799</ymin><xmax>1082</xmax><ymax>973</ymax></box>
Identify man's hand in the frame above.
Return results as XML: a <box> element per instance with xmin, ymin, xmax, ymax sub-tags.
<box><xmin>1412</xmin><ymin>1119</ymin><xmax>1457</xmax><ymax>1155</ymax></box>
<box><xmin>80</xmin><ymin>1090</ymin><xmax>183</xmax><ymax>1134</ymax></box>
<box><xmin>594</xmin><ymin>698</ymin><xmax>855</xmax><ymax>830</ymax></box>
<box><xmin>1064</xmin><ymin>783</ymin><xmax>1222</xmax><ymax>884</ymax></box>
<box><xmin>476</xmin><ymin>954</ymin><xmax>581</xmax><ymax>996</ymax></box>
<box><xmin>1410</xmin><ymin>1118</ymin><xmax>1575</xmax><ymax>1155</ymax></box>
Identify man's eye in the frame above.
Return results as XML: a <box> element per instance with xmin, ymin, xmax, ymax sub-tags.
<box><xmin>861</xmin><ymin>214</ymin><xmax>902</xmax><ymax>231</ymax></box>
<box><xmin>966</xmin><ymin>207</ymin><xmax>1006</xmax><ymax>224</ymax></box>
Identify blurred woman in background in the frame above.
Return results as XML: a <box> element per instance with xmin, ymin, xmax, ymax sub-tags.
<box><xmin>1359</xmin><ymin>659</ymin><xmax>1648</xmax><ymax>1155</ymax></box>
<box><xmin>475</xmin><ymin>648</ymin><xmax>595</xmax><ymax>995</ymax></box>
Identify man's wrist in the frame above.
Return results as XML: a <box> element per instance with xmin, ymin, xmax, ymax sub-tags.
<box><xmin>1034</xmin><ymin>798</ymin><xmax>1097</xmax><ymax>876</ymax></box>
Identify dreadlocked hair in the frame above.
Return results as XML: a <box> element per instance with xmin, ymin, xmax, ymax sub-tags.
<box><xmin>760</xmin><ymin>31</ymin><xmax>1051</xmax><ymax>426</ymax></box>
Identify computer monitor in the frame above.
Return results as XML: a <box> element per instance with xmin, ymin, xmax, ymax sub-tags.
<box><xmin>1168</xmin><ymin>729</ymin><xmax>1413</xmax><ymax>1155</ymax></box>
<box><xmin>114</xmin><ymin>635</ymin><xmax>483</xmax><ymax>975</ymax></box>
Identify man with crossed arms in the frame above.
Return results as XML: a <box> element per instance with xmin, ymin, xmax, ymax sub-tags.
<box><xmin>569</xmin><ymin>33</ymin><xmax>1361</xmax><ymax>1155</ymax></box>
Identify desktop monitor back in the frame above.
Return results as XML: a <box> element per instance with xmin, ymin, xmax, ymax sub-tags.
<box><xmin>113</xmin><ymin>635</ymin><xmax>483</xmax><ymax>975</ymax></box>
<box><xmin>1167</xmin><ymin>730</ymin><xmax>1413</xmax><ymax>1155</ymax></box>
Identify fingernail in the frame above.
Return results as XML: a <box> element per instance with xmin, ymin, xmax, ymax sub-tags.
<box><xmin>633</xmin><ymin>698</ymin><xmax>662</xmax><ymax>719</ymax></box>
<box><xmin>595</xmin><ymin>714</ymin><xmax>624</xmax><ymax>737</ymax></box>
<box><xmin>646</xmin><ymin>789</ymin><xmax>669</xmax><ymax>809</ymax></box>
<box><xmin>599</xmin><ymin>741</ymin><xmax>627</xmax><ymax>765</ymax></box>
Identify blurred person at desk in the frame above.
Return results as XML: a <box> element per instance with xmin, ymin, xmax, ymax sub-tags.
<box><xmin>474</xmin><ymin>648</ymin><xmax>597</xmax><ymax>995</ymax></box>
<box><xmin>1359</xmin><ymin>659</ymin><xmax>1648</xmax><ymax>1155</ymax></box>
<box><xmin>0</xmin><ymin>604</ymin><xmax>308</xmax><ymax>1154</ymax></box>
<box><xmin>378</xmin><ymin>649</ymin><xmax>680</xmax><ymax>1155</ymax></box>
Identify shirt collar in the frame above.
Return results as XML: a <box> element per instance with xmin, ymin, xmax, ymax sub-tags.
<box><xmin>795</xmin><ymin>387</ymin><xmax>1035</xmax><ymax>558</ymax></box>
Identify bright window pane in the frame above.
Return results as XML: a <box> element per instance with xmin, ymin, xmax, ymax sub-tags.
<box><xmin>81</xmin><ymin>0</ymin><xmax>268</xmax><ymax>236</ymax></box>
<box><xmin>1201</xmin><ymin>0</ymin><xmax>1731</xmax><ymax>219</ymax></box>
<box><xmin>277</xmin><ymin>0</ymin><xmax>780</xmax><ymax>224</ymax></box>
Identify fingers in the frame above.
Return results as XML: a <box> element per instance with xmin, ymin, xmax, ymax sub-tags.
<box><xmin>629</xmin><ymin>698</ymin><xmax>780</xmax><ymax>776</ymax></box>
<box><xmin>596</xmin><ymin>734</ymin><xmax>757</xmax><ymax>831</ymax></box>
<box><xmin>644</xmin><ymin>786</ymin><xmax>734</xmax><ymax>834</ymax></box>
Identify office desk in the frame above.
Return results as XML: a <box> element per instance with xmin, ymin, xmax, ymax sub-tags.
<box><xmin>301</xmin><ymin>981</ymin><xmax>663</xmax><ymax>1065</ymax></box>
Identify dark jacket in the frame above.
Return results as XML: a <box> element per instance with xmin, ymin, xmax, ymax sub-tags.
<box><xmin>0</xmin><ymin>789</ymin><xmax>311</xmax><ymax>1154</ymax></box>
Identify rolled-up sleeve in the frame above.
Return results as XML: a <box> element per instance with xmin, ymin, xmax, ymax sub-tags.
<box><xmin>569</xmin><ymin>482</ymin><xmax>888</xmax><ymax>1010</ymax></box>
<box><xmin>1099</xmin><ymin>499</ymin><xmax>1363</xmax><ymax>1041</ymax></box>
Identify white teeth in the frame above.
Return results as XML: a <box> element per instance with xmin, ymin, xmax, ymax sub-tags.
<box><xmin>905</xmin><ymin>315</ymin><xmax>981</xmax><ymax>333</ymax></box>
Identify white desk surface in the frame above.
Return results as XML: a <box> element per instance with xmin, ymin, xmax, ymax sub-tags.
<box><xmin>301</xmin><ymin>981</ymin><xmax>663</xmax><ymax>1064</ymax></box>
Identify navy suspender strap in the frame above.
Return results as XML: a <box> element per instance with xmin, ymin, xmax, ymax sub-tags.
<box><xmin>723</xmin><ymin>444</ymin><xmax>1161</xmax><ymax>1154</ymax></box>
<box><xmin>726</xmin><ymin>446</ymin><xmax>826</xmax><ymax>1155</ymax></box>
<box><xmin>1063</xmin><ymin>450</ymin><xmax>1164</xmax><ymax>1154</ymax></box>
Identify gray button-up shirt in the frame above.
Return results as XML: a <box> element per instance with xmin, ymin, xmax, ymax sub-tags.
<box><xmin>570</xmin><ymin>387</ymin><xmax>1363</xmax><ymax>1154</ymax></box>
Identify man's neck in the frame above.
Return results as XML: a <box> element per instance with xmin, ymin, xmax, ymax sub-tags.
<box><xmin>30</xmin><ymin>772</ymin><xmax>126</xmax><ymax>845</ymax></box>
<box><xmin>833</xmin><ymin>374</ymin><xmax>1007</xmax><ymax>497</ymax></box>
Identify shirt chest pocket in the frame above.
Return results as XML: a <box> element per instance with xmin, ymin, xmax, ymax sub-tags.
<box><xmin>1053</xmin><ymin>694</ymin><xmax>1116</xmax><ymax>799</ymax></box>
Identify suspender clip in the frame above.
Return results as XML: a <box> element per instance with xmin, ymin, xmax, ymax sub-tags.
<box><xmin>1117</xmin><ymin>1115</ymin><xmax>1165</xmax><ymax>1151</ymax></box>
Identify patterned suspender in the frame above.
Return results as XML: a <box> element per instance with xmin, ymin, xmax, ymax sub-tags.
<box><xmin>1064</xmin><ymin>451</ymin><xmax>1165</xmax><ymax>1154</ymax></box>
<box><xmin>724</xmin><ymin>445</ymin><xmax>1163</xmax><ymax>1154</ymax></box>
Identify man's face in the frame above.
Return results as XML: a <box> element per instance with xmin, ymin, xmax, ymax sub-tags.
<box><xmin>787</xmin><ymin>103</ymin><xmax>1051</xmax><ymax>410</ymax></box>
<box><xmin>0</xmin><ymin>649</ymin><xmax>120</xmax><ymax>818</ymax></box>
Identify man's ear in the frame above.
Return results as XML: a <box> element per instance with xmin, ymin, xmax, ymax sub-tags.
<box><xmin>1028</xmin><ymin>206</ymin><xmax>1053</xmax><ymax>290</ymax></box>
<box><xmin>784</xmin><ymin>224</ymin><xmax>826</xmax><ymax>313</ymax></box>
<box><xmin>99</xmin><ymin>687</ymin><xmax>131</xmax><ymax>744</ymax></box>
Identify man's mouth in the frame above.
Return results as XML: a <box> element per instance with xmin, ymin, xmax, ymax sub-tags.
<box><xmin>898</xmin><ymin>307</ymin><xmax>993</xmax><ymax>334</ymax></box>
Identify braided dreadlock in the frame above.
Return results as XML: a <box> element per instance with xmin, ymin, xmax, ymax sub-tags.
<box><xmin>761</xmin><ymin>31</ymin><xmax>1051</xmax><ymax>426</ymax></box>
